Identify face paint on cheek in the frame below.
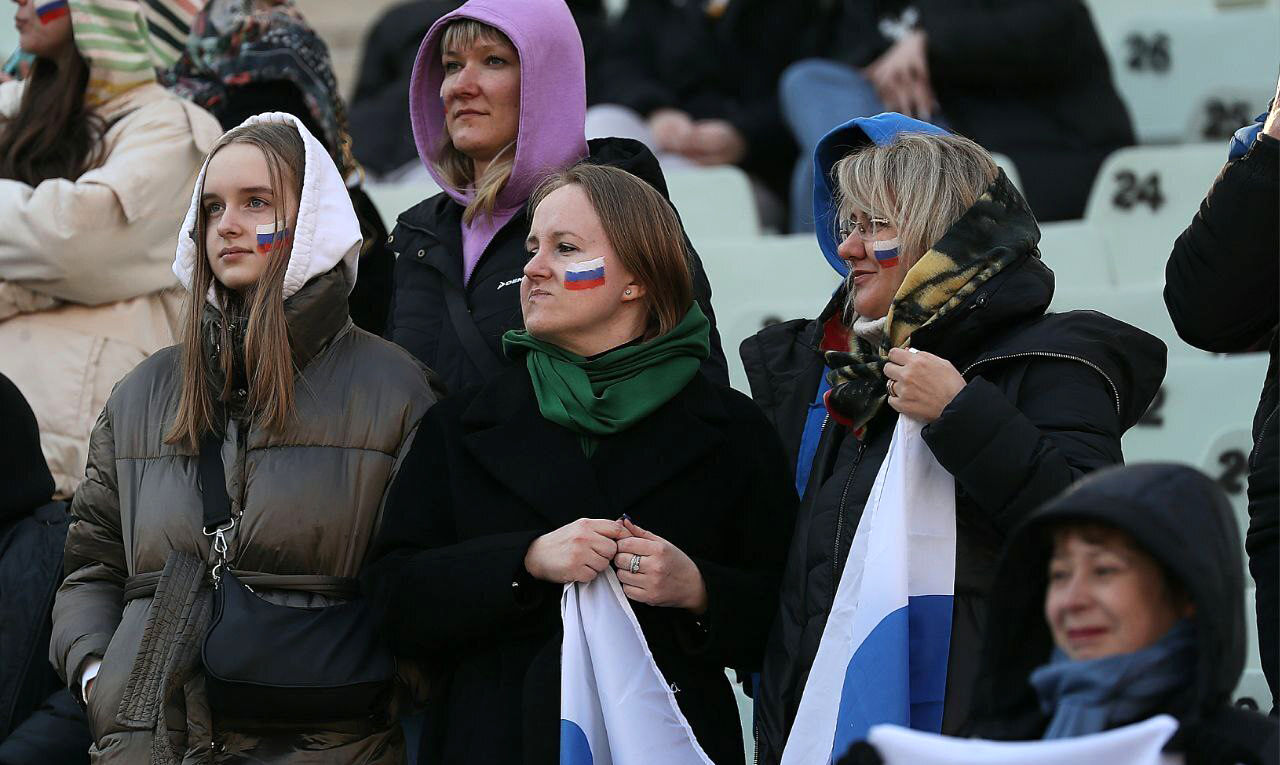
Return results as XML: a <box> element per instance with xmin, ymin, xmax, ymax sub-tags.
<box><xmin>256</xmin><ymin>221</ymin><xmax>292</xmax><ymax>255</ymax></box>
<box><xmin>34</xmin><ymin>0</ymin><xmax>69</xmax><ymax>23</ymax></box>
<box><xmin>872</xmin><ymin>237</ymin><xmax>900</xmax><ymax>268</ymax></box>
<box><xmin>563</xmin><ymin>257</ymin><xmax>606</xmax><ymax>291</ymax></box>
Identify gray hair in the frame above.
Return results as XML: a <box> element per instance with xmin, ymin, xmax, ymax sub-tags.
<box><xmin>834</xmin><ymin>132</ymin><xmax>998</xmax><ymax>271</ymax></box>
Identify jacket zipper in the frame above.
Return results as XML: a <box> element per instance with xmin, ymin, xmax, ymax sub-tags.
<box><xmin>962</xmin><ymin>351</ymin><xmax>1122</xmax><ymax>416</ymax></box>
<box><xmin>1253</xmin><ymin>406</ymin><xmax>1278</xmax><ymax>467</ymax></box>
<box><xmin>753</xmin><ymin>721</ymin><xmax>760</xmax><ymax>765</ymax></box>
<box><xmin>832</xmin><ymin>440</ymin><xmax>869</xmax><ymax>590</ymax></box>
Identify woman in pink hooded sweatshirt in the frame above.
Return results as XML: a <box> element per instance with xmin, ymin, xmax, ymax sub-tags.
<box><xmin>382</xmin><ymin>0</ymin><xmax>728</xmax><ymax>394</ymax></box>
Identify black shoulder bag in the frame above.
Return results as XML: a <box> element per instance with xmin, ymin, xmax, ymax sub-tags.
<box><xmin>198</xmin><ymin>433</ymin><xmax>395</xmax><ymax>722</ymax></box>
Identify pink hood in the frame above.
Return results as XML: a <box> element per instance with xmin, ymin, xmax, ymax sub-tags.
<box><xmin>410</xmin><ymin>0</ymin><xmax>588</xmax><ymax>235</ymax></box>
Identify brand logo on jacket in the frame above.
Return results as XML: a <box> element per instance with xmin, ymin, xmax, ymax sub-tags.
<box><xmin>497</xmin><ymin>277</ymin><xmax>523</xmax><ymax>290</ymax></box>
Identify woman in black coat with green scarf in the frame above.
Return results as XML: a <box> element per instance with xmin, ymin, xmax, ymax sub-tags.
<box><xmin>364</xmin><ymin>163</ymin><xmax>797</xmax><ymax>765</ymax></box>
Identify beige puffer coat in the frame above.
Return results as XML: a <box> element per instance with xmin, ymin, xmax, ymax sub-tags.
<box><xmin>0</xmin><ymin>80</ymin><xmax>223</xmax><ymax>497</ymax></box>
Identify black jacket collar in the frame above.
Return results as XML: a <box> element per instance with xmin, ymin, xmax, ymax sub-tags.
<box><xmin>459</xmin><ymin>365</ymin><xmax>728</xmax><ymax>528</ymax></box>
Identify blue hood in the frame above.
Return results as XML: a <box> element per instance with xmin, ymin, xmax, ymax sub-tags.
<box><xmin>812</xmin><ymin>113</ymin><xmax>950</xmax><ymax>277</ymax></box>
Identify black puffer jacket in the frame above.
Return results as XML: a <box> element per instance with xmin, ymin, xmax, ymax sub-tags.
<box><xmin>1165</xmin><ymin>132</ymin><xmax>1278</xmax><ymax>705</ymax></box>
<box><xmin>747</xmin><ymin>203</ymin><xmax>1166</xmax><ymax>762</ymax></box>
<box><xmin>385</xmin><ymin>137</ymin><xmax>729</xmax><ymax>393</ymax></box>
<box><xmin>967</xmin><ymin>463</ymin><xmax>1279</xmax><ymax>765</ymax></box>
<box><xmin>0</xmin><ymin>373</ymin><xmax>89</xmax><ymax>765</ymax></box>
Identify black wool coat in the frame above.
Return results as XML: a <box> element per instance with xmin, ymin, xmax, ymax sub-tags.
<box><xmin>1165</xmin><ymin>133</ymin><xmax>1279</xmax><ymax>706</ymax></box>
<box><xmin>384</xmin><ymin>137</ymin><xmax>730</xmax><ymax>394</ymax></box>
<box><xmin>747</xmin><ymin>251</ymin><xmax>1168</xmax><ymax>763</ymax></box>
<box><xmin>363</xmin><ymin>365</ymin><xmax>798</xmax><ymax>765</ymax></box>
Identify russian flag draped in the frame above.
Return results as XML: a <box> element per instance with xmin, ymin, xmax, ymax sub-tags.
<box><xmin>560</xmin><ymin>569</ymin><xmax>714</xmax><ymax>765</ymax></box>
<box><xmin>782</xmin><ymin>416</ymin><xmax>956</xmax><ymax>765</ymax></box>
<box><xmin>867</xmin><ymin>714</ymin><xmax>1180</xmax><ymax>765</ymax></box>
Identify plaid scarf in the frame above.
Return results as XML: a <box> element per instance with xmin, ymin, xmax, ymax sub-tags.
<box><xmin>825</xmin><ymin>171</ymin><xmax>1039</xmax><ymax>433</ymax></box>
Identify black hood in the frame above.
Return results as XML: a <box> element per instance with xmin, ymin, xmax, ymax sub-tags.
<box><xmin>583</xmin><ymin>136</ymin><xmax>673</xmax><ymax>199</ymax></box>
<box><xmin>0</xmin><ymin>372</ymin><xmax>55</xmax><ymax>520</ymax></box>
<box><xmin>972</xmin><ymin>463</ymin><xmax>1246</xmax><ymax>733</ymax></box>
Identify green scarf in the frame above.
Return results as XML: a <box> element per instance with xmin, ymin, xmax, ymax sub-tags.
<box><xmin>501</xmin><ymin>304</ymin><xmax>711</xmax><ymax>455</ymax></box>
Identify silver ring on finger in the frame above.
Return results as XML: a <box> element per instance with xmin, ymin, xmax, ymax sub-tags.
<box><xmin>629</xmin><ymin>553</ymin><xmax>642</xmax><ymax>575</ymax></box>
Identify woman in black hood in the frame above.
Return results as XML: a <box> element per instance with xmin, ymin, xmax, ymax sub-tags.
<box><xmin>967</xmin><ymin>463</ymin><xmax>1278</xmax><ymax>765</ymax></box>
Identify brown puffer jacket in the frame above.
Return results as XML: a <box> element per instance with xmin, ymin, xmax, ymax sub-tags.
<box><xmin>49</xmin><ymin>269</ymin><xmax>442</xmax><ymax>762</ymax></box>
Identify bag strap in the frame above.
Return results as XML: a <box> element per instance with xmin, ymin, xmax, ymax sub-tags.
<box><xmin>198</xmin><ymin>432</ymin><xmax>232</xmax><ymax>531</ymax></box>
<box><xmin>198</xmin><ymin>432</ymin><xmax>235</xmax><ymax>586</ymax></box>
<box><xmin>442</xmin><ymin>279</ymin><xmax>504</xmax><ymax>379</ymax></box>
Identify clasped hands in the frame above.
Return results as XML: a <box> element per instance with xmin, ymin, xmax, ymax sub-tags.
<box><xmin>524</xmin><ymin>517</ymin><xmax>708</xmax><ymax>614</ymax></box>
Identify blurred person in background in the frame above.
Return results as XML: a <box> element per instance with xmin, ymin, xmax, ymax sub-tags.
<box><xmin>0</xmin><ymin>372</ymin><xmax>89</xmax><ymax>765</ymax></box>
<box><xmin>365</xmin><ymin>163</ymin><xmax>797</xmax><ymax>765</ymax></box>
<box><xmin>0</xmin><ymin>0</ymin><xmax>221</xmax><ymax>496</ymax></box>
<box><xmin>781</xmin><ymin>0</ymin><xmax>1133</xmax><ymax>232</ymax></box>
<box><xmin>385</xmin><ymin>0</ymin><xmax>728</xmax><ymax>395</ymax></box>
<box><xmin>587</xmin><ymin>0</ymin><xmax>815</xmax><ymax>228</ymax></box>
<box><xmin>1164</xmin><ymin>79</ymin><xmax>1280</xmax><ymax>711</ymax></box>
<box><xmin>50</xmin><ymin>114</ymin><xmax>441</xmax><ymax>762</ymax></box>
<box><xmin>348</xmin><ymin>0</ymin><xmax>611</xmax><ymax>181</ymax></box>
<box><xmin>745</xmin><ymin>116</ymin><xmax>1164</xmax><ymax>762</ymax></box>
<box><xmin>958</xmin><ymin>464</ymin><xmax>1278</xmax><ymax>765</ymax></box>
<box><xmin>163</xmin><ymin>0</ymin><xmax>396</xmax><ymax>335</ymax></box>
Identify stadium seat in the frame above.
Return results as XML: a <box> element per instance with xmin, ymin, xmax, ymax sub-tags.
<box><xmin>1091</xmin><ymin>6</ymin><xmax>1279</xmax><ymax>143</ymax></box>
<box><xmin>1238</xmin><ymin>588</ymin><xmax>1273</xmax><ymax>711</ymax></box>
<box><xmin>1120</xmin><ymin>354</ymin><xmax>1269</xmax><ymax>498</ymax></box>
<box><xmin>363</xmin><ymin>180</ymin><xmax>443</xmax><ymax>229</ymax></box>
<box><xmin>1083</xmin><ymin>142</ymin><xmax>1226</xmax><ymax>287</ymax></box>
<box><xmin>665</xmin><ymin>166</ymin><xmax>762</xmax><ymax>249</ymax></box>
<box><xmin>1036</xmin><ymin>220</ymin><xmax>1114</xmax><ymax>289</ymax></box>
<box><xmin>1052</xmin><ymin>285</ymin><xmax>1211</xmax><ymax>358</ymax></box>
<box><xmin>698</xmin><ymin>235</ymin><xmax>841</xmax><ymax>393</ymax></box>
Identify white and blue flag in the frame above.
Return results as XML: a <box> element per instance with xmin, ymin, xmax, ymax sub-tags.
<box><xmin>560</xmin><ymin>568</ymin><xmax>714</xmax><ymax>765</ymax></box>
<box><xmin>782</xmin><ymin>416</ymin><xmax>957</xmax><ymax>765</ymax></box>
<box><xmin>867</xmin><ymin>714</ymin><xmax>1181</xmax><ymax>764</ymax></box>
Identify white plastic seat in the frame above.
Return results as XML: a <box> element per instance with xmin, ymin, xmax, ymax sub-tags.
<box><xmin>363</xmin><ymin>181</ymin><xmax>443</xmax><ymax>231</ymax></box>
<box><xmin>1052</xmin><ymin>284</ymin><xmax>1210</xmax><ymax>357</ymax></box>
<box><xmin>1091</xmin><ymin>7</ymin><xmax>1279</xmax><ymax>143</ymax></box>
<box><xmin>698</xmin><ymin>235</ymin><xmax>841</xmax><ymax>393</ymax></box>
<box><xmin>664</xmin><ymin>166</ymin><xmax>761</xmax><ymax>250</ymax></box>
<box><xmin>1036</xmin><ymin>220</ymin><xmax>1114</xmax><ymax>290</ymax></box>
<box><xmin>1237</xmin><ymin>586</ymin><xmax>1273</xmax><ymax>710</ymax></box>
<box><xmin>990</xmin><ymin>153</ymin><xmax>1024</xmax><ymax>196</ymax></box>
<box><xmin>1083</xmin><ymin>143</ymin><xmax>1227</xmax><ymax>287</ymax></box>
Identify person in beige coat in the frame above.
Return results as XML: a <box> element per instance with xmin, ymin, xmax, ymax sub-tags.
<box><xmin>50</xmin><ymin>111</ymin><xmax>442</xmax><ymax>762</ymax></box>
<box><xmin>0</xmin><ymin>0</ymin><xmax>221</xmax><ymax>497</ymax></box>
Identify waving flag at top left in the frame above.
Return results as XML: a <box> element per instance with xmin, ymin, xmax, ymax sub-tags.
<box><xmin>560</xmin><ymin>568</ymin><xmax>714</xmax><ymax>765</ymax></box>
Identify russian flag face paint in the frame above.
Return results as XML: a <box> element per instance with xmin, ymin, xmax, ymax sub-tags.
<box><xmin>255</xmin><ymin>222</ymin><xmax>292</xmax><ymax>255</ymax></box>
<box><xmin>564</xmin><ymin>257</ymin><xmax>606</xmax><ymax>291</ymax></box>
<box><xmin>35</xmin><ymin>0</ymin><xmax>69</xmax><ymax>23</ymax></box>
<box><xmin>872</xmin><ymin>238</ymin><xmax>900</xmax><ymax>269</ymax></box>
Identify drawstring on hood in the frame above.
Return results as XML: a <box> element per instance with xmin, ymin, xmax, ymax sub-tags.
<box><xmin>70</xmin><ymin>0</ymin><xmax>200</xmax><ymax>107</ymax></box>
<box><xmin>408</xmin><ymin>0</ymin><xmax>588</xmax><ymax>282</ymax></box>
<box><xmin>172</xmin><ymin>112</ymin><xmax>362</xmax><ymax>305</ymax></box>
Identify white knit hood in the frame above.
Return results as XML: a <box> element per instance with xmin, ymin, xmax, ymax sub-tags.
<box><xmin>172</xmin><ymin>112</ymin><xmax>361</xmax><ymax>303</ymax></box>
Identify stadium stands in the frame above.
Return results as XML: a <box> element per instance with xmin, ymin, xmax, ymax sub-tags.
<box><xmin>1088</xmin><ymin>4</ymin><xmax>1279</xmax><ymax>143</ymax></box>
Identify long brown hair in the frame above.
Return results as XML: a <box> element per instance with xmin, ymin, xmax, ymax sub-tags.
<box><xmin>529</xmin><ymin>164</ymin><xmax>692</xmax><ymax>340</ymax></box>
<box><xmin>166</xmin><ymin>122</ymin><xmax>306</xmax><ymax>449</ymax></box>
<box><xmin>0</xmin><ymin>46</ymin><xmax>106</xmax><ymax>185</ymax></box>
<box><xmin>433</xmin><ymin>19</ymin><xmax>518</xmax><ymax>225</ymax></box>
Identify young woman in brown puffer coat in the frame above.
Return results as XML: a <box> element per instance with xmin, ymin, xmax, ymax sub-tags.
<box><xmin>49</xmin><ymin>113</ymin><xmax>442</xmax><ymax>763</ymax></box>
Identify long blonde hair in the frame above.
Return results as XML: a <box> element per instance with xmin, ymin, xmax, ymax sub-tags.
<box><xmin>529</xmin><ymin>164</ymin><xmax>692</xmax><ymax>340</ymax></box>
<box><xmin>433</xmin><ymin>19</ymin><xmax>518</xmax><ymax>225</ymax></box>
<box><xmin>166</xmin><ymin>122</ymin><xmax>306</xmax><ymax>449</ymax></box>
<box><xmin>832</xmin><ymin>132</ymin><xmax>998</xmax><ymax>271</ymax></box>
